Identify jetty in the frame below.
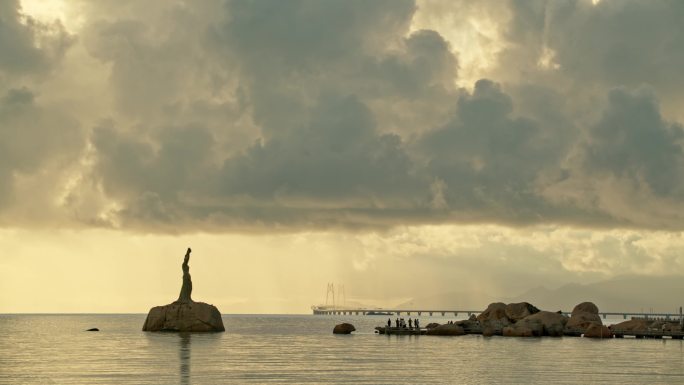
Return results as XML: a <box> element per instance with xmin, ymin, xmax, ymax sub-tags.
<box><xmin>561</xmin><ymin>328</ymin><xmax>684</xmax><ymax>339</ymax></box>
<box><xmin>377</xmin><ymin>326</ymin><xmax>426</xmax><ymax>335</ymax></box>
<box><xmin>375</xmin><ymin>325</ymin><xmax>684</xmax><ymax>339</ymax></box>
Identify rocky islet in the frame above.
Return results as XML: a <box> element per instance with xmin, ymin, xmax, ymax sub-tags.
<box><xmin>142</xmin><ymin>248</ymin><xmax>225</xmax><ymax>332</ymax></box>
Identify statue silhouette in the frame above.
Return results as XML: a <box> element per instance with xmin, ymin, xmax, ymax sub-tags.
<box><xmin>177</xmin><ymin>248</ymin><xmax>193</xmax><ymax>303</ymax></box>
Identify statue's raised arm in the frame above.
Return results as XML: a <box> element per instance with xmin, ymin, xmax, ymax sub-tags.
<box><xmin>183</xmin><ymin>248</ymin><xmax>191</xmax><ymax>268</ymax></box>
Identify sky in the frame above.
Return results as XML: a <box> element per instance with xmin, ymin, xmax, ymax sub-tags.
<box><xmin>2</xmin><ymin>0</ymin><xmax>684</xmax><ymax>313</ymax></box>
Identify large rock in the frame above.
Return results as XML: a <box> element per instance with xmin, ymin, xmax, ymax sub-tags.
<box><xmin>573</xmin><ymin>302</ymin><xmax>599</xmax><ymax>314</ymax></box>
<box><xmin>425</xmin><ymin>322</ymin><xmax>441</xmax><ymax>329</ymax></box>
<box><xmin>609</xmin><ymin>319</ymin><xmax>650</xmax><ymax>332</ymax></box>
<box><xmin>505</xmin><ymin>302</ymin><xmax>540</xmax><ymax>322</ymax></box>
<box><xmin>333</xmin><ymin>323</ymin><xmax>356</xmax><ymax>334</ymax></box>
<box><xmin>143</xmin><ymin>301</ymin><xmax>225</xmax><ymax>332</ymax></box>
<box><xmin>502</xmin><ymin>318</ymin><xmax>543</xmax><ymax>337</ymax></box>
<box><xmin>426</xmin><ymin>323</ymin><xmax>465</xmax><ymax>336</ymax></box>
<box><xmin>523</xmin><ymin>311</ymin><xmax>568</xmax><ymax>337</ymax></box>
<box><xmin>477</xmin><ymin>302</ymin><xmax>508</xmax><ymax>323</ymax></box>
<box><xmin>584</xmin><ymin>324</ymin><xmax>612</xmax><ymax>338</ymax></box>
<box><xmin>566</xmin><ymin>302</ymin><xmax>602</xmax><ymax>330</ymax></box>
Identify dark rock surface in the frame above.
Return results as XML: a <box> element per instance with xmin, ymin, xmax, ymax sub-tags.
<box><xmin>584</xmin><ymin>324</ymin><xmax>612</xmax><ymax>338</ymax></box>
<box><xmin>523</xmin><ymin>311</ymin><xmax>568</xmax><ymax>337</ymax></box>
<box><xmin>505</xmin><ymin>302</ymin><xmax>540</xmax><ymax>322</ymax></box>
<box><xmin>333</xmin><ymin>323</ymin><xmax>356</xmax><ymax>334</ymax></box>
<box><xmin>477</xmin><ymin>302</ymin><xmax>508</xmax><ymax>323</ymax></box>
<box><xmin>566</xmin><ymin>301</ymin><xmax>602</xmax><ymax>330</ymax></box>
<box><xmin>143</xmin><ymin>301</ymin><xmax>225</xmax><ymax>332</ymax></box>
<box><xmin>502</xmin><ymin>318</ymin><xmax>543</xmax><ymax>337</ymax></box>
<box><xmin>426</xmin><ymin>323</ymin><xmax>465</xmax><ymax>336</ymax></box>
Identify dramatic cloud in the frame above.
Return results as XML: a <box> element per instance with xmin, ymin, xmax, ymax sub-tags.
<box><xmin>5</xmin><ymin>0</ymin><xmax>684</xmax><ymax>313</ymax></box>
<box><xmin>0</xmin><ymin>1</ymin><xmax>83</xmax><ymax>224</ymax></box>
<box><xmin>2</xmin><ymin>0</ymin><xmax>684</xmax><ymax>232</ymax></box>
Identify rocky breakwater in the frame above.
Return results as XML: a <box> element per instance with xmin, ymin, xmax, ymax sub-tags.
<box><xmin>478</xmin><ymin>302</ymin><xmax>571</xmax><ymax>337</ymax></box>
<box><xmin>142</xmin><ymin>248</ymin><xmax>225</xmax><ymax>332</ymax></box>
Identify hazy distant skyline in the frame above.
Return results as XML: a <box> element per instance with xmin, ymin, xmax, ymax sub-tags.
<box><xmin>3</xmin><ymin>0</ymin><xmax>684</xmax><ymax>313</ymax></box>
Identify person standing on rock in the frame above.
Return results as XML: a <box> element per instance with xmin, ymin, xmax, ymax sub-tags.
<box><xmin>387</xmin><ymin>318</ymin><xmax>391</xmax><ymax>328</ymax></box>
<box><xmin>177</xmin><ymin>248</ymin><xmax>193</xmax><ymax>303</ymax></box>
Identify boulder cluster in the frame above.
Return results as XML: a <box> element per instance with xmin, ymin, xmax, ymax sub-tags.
<box><xmin>472</xmin><ymin>300</ymin><xmax>615</xmax><ymax>338</ymax></box>
<box><xmin>443</xmin><ymin>300</ymin><xmax>617</xmax><ymax>338</ymax></box>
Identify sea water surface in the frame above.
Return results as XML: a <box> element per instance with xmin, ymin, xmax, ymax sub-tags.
<box><xmin>1</xmin><ymin>314</ymin><xmax>683</xmax><ymax>384</ymax></box>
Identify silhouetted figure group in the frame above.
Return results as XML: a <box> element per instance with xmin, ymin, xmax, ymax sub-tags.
<box><xmin>388</xmin><ymin>317</ymin><xmax>420</xmax><ymax>329</ymax></box>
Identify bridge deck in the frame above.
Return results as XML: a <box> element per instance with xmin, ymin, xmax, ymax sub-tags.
<box><xmin>314</xmin><ymin>307</ymin><xmax>684</xmax><ymax>320</ymax></box>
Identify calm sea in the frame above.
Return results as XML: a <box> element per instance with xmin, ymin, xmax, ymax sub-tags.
<box><xmin>1</xmin><ymin>314</ymin><xmax>683</xmax><ymax>384</ymax></box>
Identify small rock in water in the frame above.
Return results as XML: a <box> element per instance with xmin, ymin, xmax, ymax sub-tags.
<box><xmin>333</xmin><ymin>323</ymin><xmax>356</xmax><ymax>334</ymax></box>
<box><xmin>86</xmin><ymin>328</ymin><xmax>99</xmax><ymax>331</ymax></box>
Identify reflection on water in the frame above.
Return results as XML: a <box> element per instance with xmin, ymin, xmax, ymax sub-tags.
<box><xmin>179</xmin><ymin>333</ymin><xmax>191</xmax><ymax>385</ymax></box>
<box><xmin>1</xmin><ymin>314</ymin><xmax>683</xmax><ymax>384</ymax></box>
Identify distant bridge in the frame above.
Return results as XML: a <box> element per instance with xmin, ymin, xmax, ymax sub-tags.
<box><xmin>312</xmin><ymin>306</ymin><xmax>684</xmax><ymax>320</ymax></box>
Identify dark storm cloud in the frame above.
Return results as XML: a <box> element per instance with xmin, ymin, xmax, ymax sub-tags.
<box><xmin>0</xmin><ymin>87</ymin><xmax>83</xmax><ymax>210</ymax></box>
<box><xmin>581</xmin><ymin>88</ymin><xmax>684</xmax><ymax>197</ymax></box>
<box><xmin>220</xmin><ymin>94</ymin><xmax>418</xmax><ymax>201</ymax></box>
<box><xmin>546</xmin><ymin>0</ymin><xmax>684</xmax><ymax>93</ymax></box>
<box><xmin>0</xmin><ymin>2</ymin><xmax>82</xmax><ymax>215</ymax></box>
<box><xmin>83</xmin><ymin>0</ymin><xmax>459</xmax><ymax>230</ymax></box>
<box><xmin>2</xmin><ymin>0</ymin><xmax>684</xmax><ymax>231</ymax></box>
<box><xmin>500</xmin><ymin>0</ymin><xmax>684</xmax><ymax>100</ymax></box>
<box><xmin>84</xmin><ymin>0</ymin><xmax>684</xmax><ymax>231</ymax></box>
<box><xmin>418</xmin><ymin>80</ymin><xmax>563</xmax><ymax>220</ymax></box>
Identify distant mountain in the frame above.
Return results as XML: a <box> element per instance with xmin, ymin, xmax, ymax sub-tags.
<box><xmin>396</xmin><ymin>275</ymin><xmax>684</xmax><ymax>314</ymax></box>
<box><xmin>510</xmin><ymin>275</ymin><xmax>684</xmax><ymax>313</ymax></box>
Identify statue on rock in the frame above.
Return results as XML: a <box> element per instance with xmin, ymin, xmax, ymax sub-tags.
<box><xmin>177</xmin><ymin>248</ymin><xmax>193</xmax><ymax>303</ymax></box>
<box><xmin>142</xmin><ymin>248</ymin><xmax>225</xmax><ymax>332</ymax></box>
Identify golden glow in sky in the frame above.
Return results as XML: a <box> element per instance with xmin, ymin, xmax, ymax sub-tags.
<box><xmin>411</xmin><ymin>0</ymin><xmax>507</xmax><ymax>88</ymax></box>
<box><xmin>20</xmin><ymin>0</ymin><xmax>84</xmax><ymax>32</ymax></box>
